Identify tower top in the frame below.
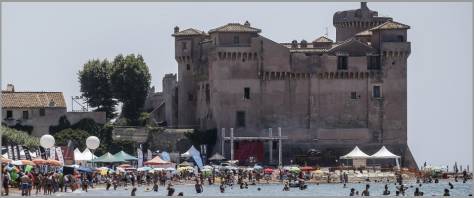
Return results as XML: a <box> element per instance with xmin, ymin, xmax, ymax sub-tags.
<box><xmin>361</xmin><ymin>2</ymin><xmax>368</xmax><ymax>9</ymax></box>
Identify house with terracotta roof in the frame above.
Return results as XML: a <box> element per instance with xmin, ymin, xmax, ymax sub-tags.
<box><xmin>2</xmin><ymin>84</ymin><xmax>106</xmax><ymax>136</ymax></box>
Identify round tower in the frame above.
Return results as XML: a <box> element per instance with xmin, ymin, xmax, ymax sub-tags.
<box><xmin>333</xmin><ymin>2</ymin><xmax>392</xmax><ymax>42</ymax></box>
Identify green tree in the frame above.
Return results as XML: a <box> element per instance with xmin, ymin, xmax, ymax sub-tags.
<box><xmin>49</xmin><ymin>116</ymin><xmax>71</xmax><ymax>135</ymax></box>
<box><xmin>53</xmin><ymin>128</ymin><xmax>91</xmax><ymax>151</ymax></box>
<box><xmin>78</xmin><ymin>59</ymin><xmax>117</xmax><ymax>120</ymax></box>
<box><xmin>110</xmin><ymin>54</ymin><xmax>151</xmax><ymax>125</ymax></box>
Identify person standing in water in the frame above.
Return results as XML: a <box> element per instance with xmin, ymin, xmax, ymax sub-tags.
<box><xmin>383</xmin><ymin>184</ymin><xmax>390</xmax><ymax>195</ymax></box>
<box><xmin>349</xmin><ymin>188</ymin><xmax>355</xmax><ymax>196</ymax></box>
<box><xmin>361</xmin><ymin>184</ymin><xmax>370</xmax><ymax>196</ymax></box>
<box><xmin>443</xmin><ymin>188</ymin><xmax>450</xmax><ymax>196</ymax></box>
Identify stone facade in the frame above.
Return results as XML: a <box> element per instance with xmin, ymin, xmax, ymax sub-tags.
<box><xmin>1</xmin><ymin>84</ymin><xmax>106</xmax><ymax>136</ymax></box>
<box><xmin>148</xmin><ymin>3</ymin><xmax>417</xmax><ymax>168</ymax></box>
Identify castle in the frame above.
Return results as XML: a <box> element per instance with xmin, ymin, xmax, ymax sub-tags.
<box><xmin>150</xmin><ymin>2</ymin><xmax>417</xmax><ymax>168</ymax></box>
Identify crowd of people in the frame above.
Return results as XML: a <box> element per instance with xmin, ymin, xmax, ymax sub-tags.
<box><xmin>1</xmin><ymin>164</ymin><xmax>473</xmax><ymax>196</ymax></box>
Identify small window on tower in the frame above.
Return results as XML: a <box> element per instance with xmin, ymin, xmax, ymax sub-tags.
<box><xmin>186</xmin><ymin>64</ymin><xmax>190</xmax><ymax>70</ymax></box>
<box><xmin>373</xmin><ymin>85</ymin><xmax>382</xmax><ymax>98</ymax></box>
<box><xmin>351</xmin><ymin>92</ymin><xmax>358</xmax><ymax>99</ymax></box>
<box><xmin>337</xmin><ymin>56</ymin><xmax>348</xmax><ymax>70</ymax></box>
<box><xmin>188</xmin><ymin>93</ymin><xmax>193</xmax><ymax>101</ymax></box>
<box><xmin>397</xmin><ymin>35</ymin><xmax>404</xmax><ymax>42</ymax></box>
<box><xmin>236</xmin><ymin>111</ymin><xmax>246</xmax><ymax>127</ymax></box>
<box><xmin>244</xmin><ymin>87</ymin><xmax>250</xmax><ymax>99</ymax></box>
<box><xmin>233</xmin><ymin>36</ymin><xmax>240</xmax><ymax>44</ymax></box>
<box><xmin>182</xmin><ymin>42</ymin><xmax>187</xmax><ymax>50</ymax></box>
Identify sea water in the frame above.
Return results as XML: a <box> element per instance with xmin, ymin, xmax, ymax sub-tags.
<box><xmin>55</xmin><ymin>180</ymin><xmax>472</xmax><ymax>196</ymax></box>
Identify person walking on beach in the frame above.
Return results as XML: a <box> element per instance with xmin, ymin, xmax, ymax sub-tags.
<box><xmin>167</xmin><ymin>183</ymin><xmax>175</xmax><ymax>196</ymax></box>
<box><xmin>2</xmin><ymin>169</ymin><xmax>10</xmax><ymax>196</ymax></box>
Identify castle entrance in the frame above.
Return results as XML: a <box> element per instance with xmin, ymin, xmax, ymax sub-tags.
<box><xmin>221</xmin><ymin>127</ymin><xmax>288</xmax><ymax>167</ymax></box>
<box><xmin>234</xmin><ymin>140</ymin><xmax>264</xmax><ymax>165</ymax></box>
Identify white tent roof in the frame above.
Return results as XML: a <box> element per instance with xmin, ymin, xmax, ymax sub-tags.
<box><xmin>75</xmin><ymin>148</ymin><xmax>98</xmax><ymax>161</ymax></box>
<box><xmin>340</xmin><ymin>146</ymin><xmax>370</xmax><ymax>159</ymax></box>
<box><xmin>370</xmin><ymin>146</ymin><xmax>400</xmax><ymax>159</ymax></box>
<box><xmin>74</xmin><ymin>148</ymin><xmax>84</xmax><ymax>160</ymax></box>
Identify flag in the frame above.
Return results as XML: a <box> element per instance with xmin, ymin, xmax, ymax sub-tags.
<box><xmin>147</xmin><ymin>149</ymin><xmax>152</xmax><ymax>161</ymax></box>
<box><xmin>18</xmin><ymin>145</ymin><xmax>26</xmax><ymax>160</ymax></box>
<box><xmin>137</xmin><ymin>148</ymin><xmax>143</xmax><ymax>168</ymax></box>
<box><xmin>56</xmin><ymin>147</ymin><xmax>64</xmax><ymax>165</ymax></box>
<box><xmin>49</xmin><ymin>147</ymin><xmax>56</xmax><ymax>160</ymax></box>
<box><xmin>7</xmin><ymin>145</ymin><xmax>14</xmax><ymax>160</ymax></box>
<box><xmin>23</xmin><ymin>146</ymin><xmax>32</xmax><ymax>160</ymax></box>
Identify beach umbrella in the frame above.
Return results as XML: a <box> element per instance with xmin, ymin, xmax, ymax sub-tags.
<box><xmin>137</xmin><ymin>167</ymin><xmax>152</xmax><ymax>172</ymax></box>
<box><xmin>289</xmin><ymin>166</ymin><xmax>301</xmax><ymax>173</ymax></box>
<box><xmin>300</xmin><ymin>166</ymin><xmax>314</xmax><ymax>172</ymax></box>
<box><xmin>0</xmin><ymin>155</ymin><xmax>11</xmax><ymax>164</ymax></box>
<box><xmin>178</xmin><ymin>166</ymin><xmax>194</xmax><ymax>172</ymax></box>
<box><xmin>47</xmin><ymin>159</ymin><xmax>62</xmax><ymax>166</ymax></box>
<box><xmin>209</xmin><ymin>153</ymin><xmax>226</xmax><ymax>161</ymax></box>
<box><xmin>32</xmin><ymin>158</ymin><xmax>46</xmax><ymax>165</ymax></box>
<box><xmin>253</xmin><ymin>165</ymin><xmax>263</xmax><ymax>170</ymax></box>
<box><xmin>153</xmin><ymin>167</ymin><xmax>164</xmax><ymax>171</ymax></box>
<box><xmin>264</xmin><ymin>168</ymin><xmax>273</xmax><ymax>174</ymax></box>
<box><xmin>20</xmin><ymin>160</ymin><xmax>36</xmax><ymax>166</ymax></box>
<box><xmin>202</xmin><ymin>165</ymin><xmax>213</xmax><ymax>170</ymax></box>
<box><xmin>245</xmin><ymin>167</ymin><xmax>254</xmax><ymax>171</ymax></box>
<box><xmin>118</xmin><ymin>164</ymin><xmax>132</xmax><ymax>168</ymax></box>
<box><xmin>11</xmin><ymin>160</ymin><xmax>24</xmax><ymax>166</ymax></box>
<box><xmin>165</xmin><ymin>167</ymin><xmax>176</xmax><ymax>172</ymax></box>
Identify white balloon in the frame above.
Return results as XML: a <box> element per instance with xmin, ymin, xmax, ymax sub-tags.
<box><xmin>86</xmin><ymin>136</ymin><xmax>100</xmax><ymax>150</ymax></box>
<box><xmin>40</xmin><ymin>135</ymin><xmax>55</xmax><ymax>149</ymax></box>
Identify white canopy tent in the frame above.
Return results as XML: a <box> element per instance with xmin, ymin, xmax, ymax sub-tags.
<box><xmin>370</xmin><ymin>146</ymin><xmax>401</xmax><ymax>169</ymax></box>
<box><xmin>74</xmin><ymin>148</ymin><xmax>98</xmax><ymax>166</ymax></box>
<box><xmin>340</xmin><ymin>146</ymin><xmax>370</xmax><ymax>168</ymax></box>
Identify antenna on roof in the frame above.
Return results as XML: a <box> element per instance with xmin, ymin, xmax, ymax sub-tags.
<box><xmin>325</xmin><ymin>27</ymin><xmax>329</xmax><ymax>37</ymax></box>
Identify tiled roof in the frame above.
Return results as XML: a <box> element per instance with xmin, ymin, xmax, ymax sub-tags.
<box><xmin>1</xmin><ymin>91</ymin><xmax>66</xmax><ymax>108</ymax></box>
<box><xmin>355</xmin><ymin>30</ymin><xmax>372</xmax><ymax>36</ymax></box>
<box><xmin>370</xmin><ymin>20</ymin><xmax>410</xmax><ymax>31</ymax></box>
<box><xmin>312</xmin><ymin>36</ymin><xmax>333</xmax><ymax>43</ymax></box>
<box><xmin>209</xmin><ymin>23</ymin><xmax>261</xmax><ymax>34</ymax></box>
<box><xmin>172</xmin><ymin>28</ymin><xmax>206</xmax><ymax>37</ymax></box>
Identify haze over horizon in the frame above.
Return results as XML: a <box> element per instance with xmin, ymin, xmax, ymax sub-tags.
<box><xmin>2</xmin><ymin>2</ymin><xmax>472</xmax><ymax>168</ymax></box>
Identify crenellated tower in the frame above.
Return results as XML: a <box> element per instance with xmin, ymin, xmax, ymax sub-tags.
<box><xmin>333</xmin><ymin>2</ymin><xmax>392</xmax><ymax>42</ymax></box>
<box><xmin>172</xmin><ymin>27</ymin><xmax>207</xmax><ymax>128</ymax></box>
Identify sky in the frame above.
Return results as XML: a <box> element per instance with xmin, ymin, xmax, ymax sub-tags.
<box><xmin>2</xmin><ymin>2</ymin><xmax>472</xmax><ymax>168</ymax></box>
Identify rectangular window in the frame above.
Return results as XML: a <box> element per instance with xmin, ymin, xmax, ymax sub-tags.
<box><xmin>351</xmin><ymin>92</ymin><xmax>357</xmax><ymax>99</ymax></box>
<box><xmin>367</xmin><ymin>56</ymin><xmax>380</xmax><ymax>70</ymax></box>
<box><xmin>337</xmin><ymin>56</ymin><xmax>348</xmax><ymax>70</ymax></box>
<box><xmin>236</xmin><ymin>111</ymin><xmax>246</xmax><ymax>127</ymax></box>
<box><xmin>373</xmin><ymin>85</ymin><xmax>382</xmax><ymax>98</ymax></box>
<box><xmin>182</xmin><ymin>42</ymin><xmax>187</xmax><ymax>50</ymax></box>
<box><xmin>205</xmin><ymin>84</ymin><xmax>210</xmax><ymax>103</ymax></box>
<box><xmin>186</xmin><ymin>64</ymin><xmax>190</xmax><ymax>71</ymax></box>
<box><xmin>188</xmin><ymin>93</ymin><xmax>193</xmax><ymax>101</ymax></box>
<box><xmin>6</xmin><ymin>110</ymin><xmax>12</xmax><ymax>118</ymax></box>
<box><xmin>244</xmin><ymin>87</ymin><xmax>250</xmax><ymax>99</ymax></box>
<box><xmin>39</xmin><ymin>108</ymin><xmax>45</xmax><ymax>116</ymax></box>
<box><xmin>22</xmin><ymin>111</ymin><xmax>29</xmax><ymax>119</ymax></box>
<box><xmin>233</xmin><ymin>36</ymin><xmax>240</xmax><ymax>44</ymax></box>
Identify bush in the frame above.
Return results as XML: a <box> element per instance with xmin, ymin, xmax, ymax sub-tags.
<box><xmin>10</xmin><ymin>124</ymin><xmax>34</xmax><ymax>135</ymax></box>
<box><xmin>53</xmin><ymin>128</ymin><xmax>91</xmax><ymax>150</ymax></box>
<box><xmin>1</xmin><ymin>126</ymin><xmax>40</xmax><ymax>148</ymax></box>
